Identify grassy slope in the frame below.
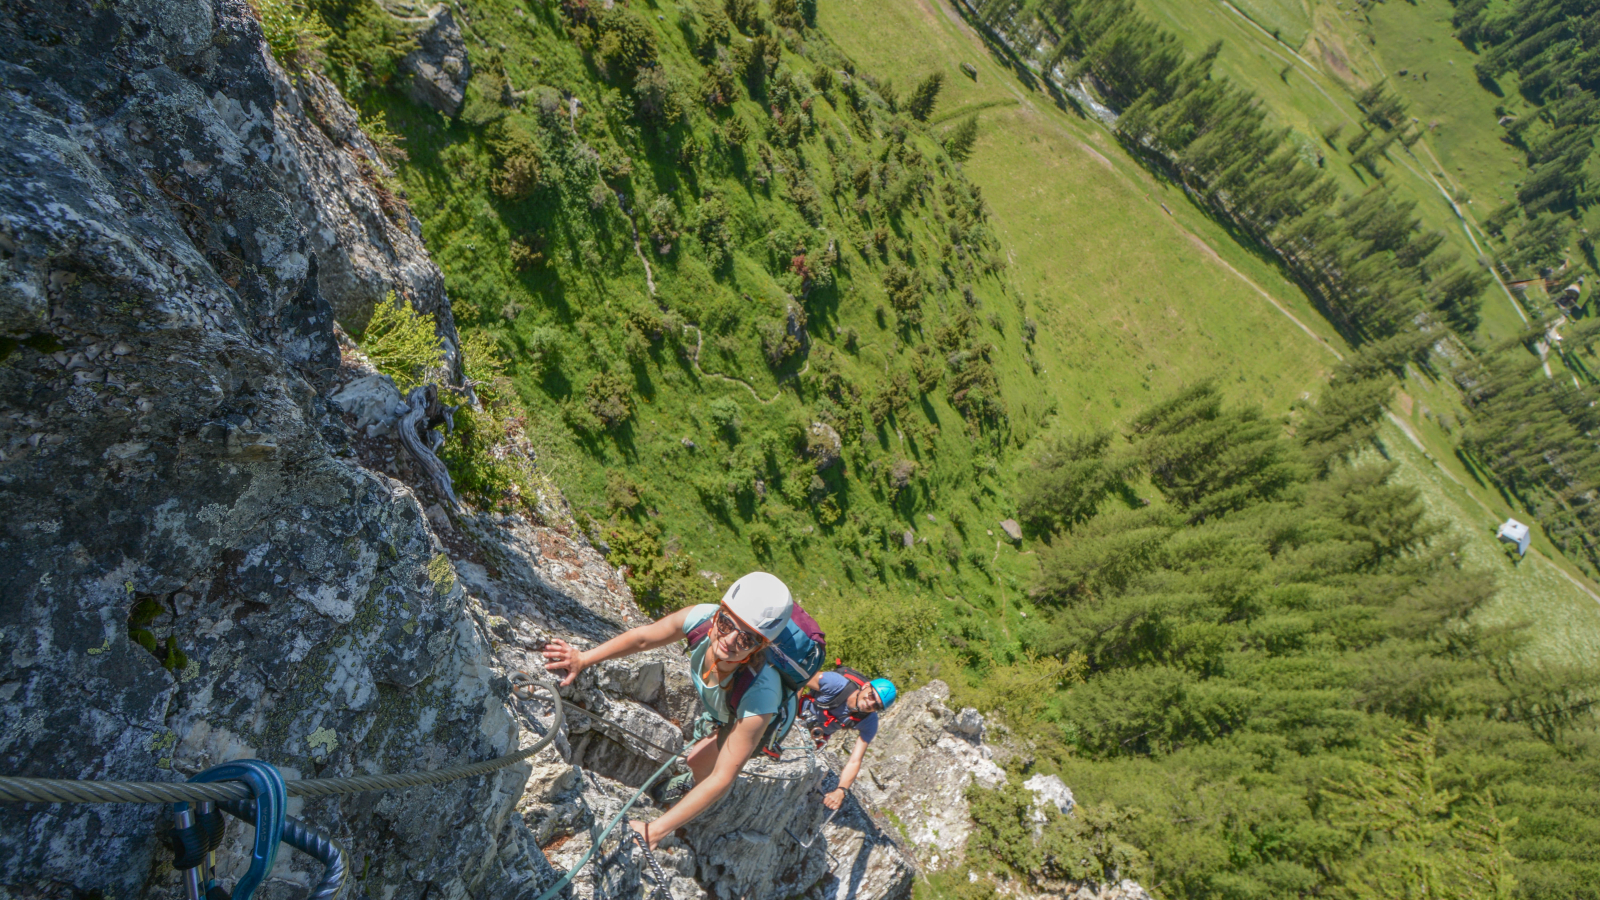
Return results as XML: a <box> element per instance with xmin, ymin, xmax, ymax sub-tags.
<box><xmin>1134</xmin><ymin>0</ymin><xmax>1533</xmax><ymax>342</ymax></box>
<box><xmin>819</xmin><ymin>0</ymin><xmax>1345</xmax><ymax>421</ymax></box>
<box><xmin>818</xmin><ymin>0</ymin><xmax>1600</xmax><ymax>662</ymax></box>
<box><xmin>372</xmin><ymin>0</ymin><xmax>1069</xmax><ymax>661</ymax></box>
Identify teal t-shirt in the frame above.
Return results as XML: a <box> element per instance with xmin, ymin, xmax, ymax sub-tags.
<box><xmin>683</xmin><ymin>604</ymin><xmax>782</xmax><ymax>723</ymax></box>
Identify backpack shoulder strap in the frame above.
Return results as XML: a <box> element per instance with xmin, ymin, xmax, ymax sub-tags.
<box><xmin>726</xmin><ymin>664</ymin><xmax>760</xmax><ymax>717</ymax></box>
<box><xmin>686</xmin><ymin>617</ymin><xmax>713</xmax><ymax>650</ymax></box>
<box><xmin>834</xmin><ymin>666</ymin><xmax>870</xmax><ymax>689</ymax></box>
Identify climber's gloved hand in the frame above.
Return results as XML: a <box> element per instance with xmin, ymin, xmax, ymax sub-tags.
<box><xmin>542</xmin><ymin>639</ymin><xmax>586</xmax><ymax>686</ymax></box>
<box><xmin>822</xmin><ymin>788</ymin><xmax>846</xmax><ymax>810</ymax></box>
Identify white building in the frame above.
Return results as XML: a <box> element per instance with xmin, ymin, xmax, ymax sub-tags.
<box><xmin>1497</xmin><ymin>518</ymin><xmax>1531</xmax><ymax>556</ymax></box>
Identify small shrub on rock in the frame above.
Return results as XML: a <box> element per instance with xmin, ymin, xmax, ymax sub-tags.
<box><xmin>359</xmin><ymin>292</ymin><xmax>442</xmax><ymax>392</ymax></box>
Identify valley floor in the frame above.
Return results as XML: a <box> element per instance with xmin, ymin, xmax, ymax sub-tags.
<box><xmin>817</xmin><ymin>0</ymin><xmax>1600</xmax><ymax>663</ymax></box>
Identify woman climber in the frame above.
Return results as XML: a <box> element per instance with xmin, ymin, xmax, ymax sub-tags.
<box><xmin>541</xmin><ymin>571</ymin><xmax>794</xmax><ymax>850</ymax></box>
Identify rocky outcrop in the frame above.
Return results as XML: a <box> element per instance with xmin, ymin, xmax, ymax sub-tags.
<box><xmin>0</xmin><ymin>2</ymin><xmax>1140</xmax><ymax>899</ymax></box>
<box><xmin>0</xmin><ymin>2</ymin><xmax>535</xmax><ymax>898</ymax></box>
<box><xmin>848</xmin><ymin>681</ymin><xmax>1006</xmax><ymax>872</ymax></box>
<box><xmin>400</xmin><ymin>5</ymin><xmax>472</xmax><ymax>118</ymax></box>
<box><xmin>845</xmin><ymin>682</ymin><xmax>1149</xmax><ymax>900</ymax></box>
<box><xmin>277</xmin><ymin>56</ymin><xmax>462</xmax><ymax>366</ymax></box>
<box><xmin>0</xmin><ymin>7</ymin><xmax>916</xmax><ymax>899</ymax></box>
<box><xmin>454</xmin><ymin>515</ymin><xmax>915</xmax><ymax>900</ymax></box>
<box><xmin>806</xmin><ymin>422</ymin><xmax>842</xmax><ymax>471</ymax></box>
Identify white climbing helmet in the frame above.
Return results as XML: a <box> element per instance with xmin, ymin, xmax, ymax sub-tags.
<box><xmin>720</xmin><ymin>572</ymin><xmax>794</xmax><ymax>641</ymax></box>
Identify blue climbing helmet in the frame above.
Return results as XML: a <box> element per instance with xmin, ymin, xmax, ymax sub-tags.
<box><xmin>870</xmin><ymin>677</ymin><xmax>897</xmax><ymax>710</ymax></box>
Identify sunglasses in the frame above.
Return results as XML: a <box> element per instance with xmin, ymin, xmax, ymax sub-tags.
<box><xmin>713</xmin><ymin>606</ymin><xmax>769</xmax><ymax>655</ymax></box>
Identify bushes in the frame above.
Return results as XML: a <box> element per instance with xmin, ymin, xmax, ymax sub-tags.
<box><xmin>633</xmin><ymin>66</ymin><xmax>684</xmax><ymax>125</ymax></box>
<box><xmin>490</xmin><ymin>127</ymin><xmax>543</xmax><ymax>200</ymax></box>
<box><xmin>605</xmin><ymin>522</ymin><xmax>717</xmax><ymax>616</ymax></box>
<box><xmin>440</xmin><ymin>331</ymin><xmax>543</xmax><ymax>513</ymax></box>
<box><xmin>359</xmin><ymin>292</ymin><xmax>443</xmax><ymax>392</ymax></box>
<box><xmin>708</xmin><ymin>396</ymin><xmax>741</xmax><ymax>436</ymax></box>
<box><xmin>967</xmin><ymin>782</ymin><xmax>1149</xmax><ymax>888</ymax></box>
<box><xmin>724</xmin><ymin>0</ymin><xmax>761</xmax><ymax>34</ymax></box>
<box><xmin>598</xmin><ymin>8</ymin><xmax>658</xmax><ymax>79</ymax></box>
<box><xmin>882</xmin><ymin>263</ymin><xmax>923</xmax><ymax>324</ymax></box>
<box><xmin>812</xmin><ymin>590</ymin><xmax>940</xmax><ymax>678</ymax></box>
<box><xmin>690</xmin><ymin>196</ymin><xmax>735</xmax><ymax>270</ymax></box>
<box><xmin>585</xmin><ymin>370</ymin><xmax>636</xmax><ymax>429</ymax></box>
<box><xmin>251</xmin><ymin>0</ymin><xmax>329</xmax><ymax>74</ymax></box>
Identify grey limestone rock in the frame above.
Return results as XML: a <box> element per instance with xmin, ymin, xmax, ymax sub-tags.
<box><xmin>275</xmin><ymin>61</ymin><xmax>463</xmax><ymax>362</ymax></box>
<box><xmin>401</xmin><ymin>5</ymin><xmax>473</xmax><ymax>118</ymax></box>
<box><xmin>1022</xmin><ymin>773</ymin><xmax>1075</xmax><ymax>833</ymax></box>
<box><xmin>330</xmin><ymin>371</ymin><xmax>407</xmax><ymax>436</ymax></box>
<box><xmin>848</xmin><ymin>682</ymin><xmax>1006</xmax><ymax>872</ymax></box>
<box><xmin>0</xmin><ymin>1</ymin><xmax>542</xmax><ymax>898</ymax></box>
<box><xmin>806</xmin><ymin>422</ymin><xmax>842</xmax><ymax>471</ymax></box>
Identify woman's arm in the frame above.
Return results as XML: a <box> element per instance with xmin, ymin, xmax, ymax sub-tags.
<box><xmin>823</xmin><ymin>735</ymin><xmax>870</xmax><ymax>809</ymax></box>
<box><xmin>637</xmin><ymin>712</ymin><xmax>768</xmax><ymax>847</ymax></box>
<box><xmin>542</xmin><ymin>606</ymin><xmax>692</xmax><ymax>686</ymax></box>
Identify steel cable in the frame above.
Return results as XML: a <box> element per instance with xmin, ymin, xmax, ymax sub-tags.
<box><xmin>0</xmin><ymin>677</ymin><xmax>564</xmax><ymax>806</ymax></box>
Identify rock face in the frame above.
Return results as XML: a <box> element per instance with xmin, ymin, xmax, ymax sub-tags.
<box><xmin>848</xmin><ymin>683</ymin><xmax>1150</xmax><ymax>900</ymax></box>
<box><xmin>0</xmin><ymin>1</ymin><xmax>533</xmax><ymax>897</ymax></box>
<box><xmin>401</xmin><ymin>5</ymin><xmax>473</xmax><ymax>117</ymax></box>
<box><xmin>278</xmin><ymin>65</ymin><xmax>462</xmax><ymax>356</ymax></box>
<box><xmin>457</xmin><ymin>517</ymin><xmax>915</xmax><ymax>900</ymax></box>
<box><xmin>850</xmin><ymin>681</ymin><xmax>1006</xmax><ymax>872</ymax></box>
<box><xmin>0</xmin><ymin>3</ymin><xmax>915</xmax><ymax>899</ymax></box>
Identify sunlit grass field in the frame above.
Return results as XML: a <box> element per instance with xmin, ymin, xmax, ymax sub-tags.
<box><xmin>818</xmin><ymin>0</ymin><xmax>1600</xmax><ymax>662</ymax></box>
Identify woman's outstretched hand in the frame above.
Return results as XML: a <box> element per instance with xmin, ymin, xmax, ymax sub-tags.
<box><xmin>628</xmin><ymin>818</ymin><xmax>657</xmax><ymax>850</ymax></box>
<box><xmin>542</xmin><ymin>639</ymin><xmax>587</xmax><ymax>686</ymax></box>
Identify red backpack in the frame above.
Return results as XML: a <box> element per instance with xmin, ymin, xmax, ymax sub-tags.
<box><xmin>802</xmin><ymin>665</ymin><xmax>874</xmax><ymax>736</ymax></box>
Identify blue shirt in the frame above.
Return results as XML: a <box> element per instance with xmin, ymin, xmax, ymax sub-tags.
<box><xmin>683</xmin><ymin>604</ymin><xmax>782</xmax><ymax>723</ymax></box>
<box><xmin>800</xmin><ymin>671</ymin><xmax>880</xmax><ymax>743</ymax></box>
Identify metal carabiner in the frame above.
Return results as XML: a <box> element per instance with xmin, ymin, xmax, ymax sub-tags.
<box><xmin>188</xmin><ymin>759</ymin><xmax>288</xmax><ymax>900</ymax></box>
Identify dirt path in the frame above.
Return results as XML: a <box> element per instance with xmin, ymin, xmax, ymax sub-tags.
<box><xmin>1179</xmin><ymin>232</ymin><xmax>1344</xmax><ymax>361</ymax></box>
<box><xmin>925</xmin><ymin>0</ymin><xmax>1345</xmax><ymax>360</ymax></box>
<box><xmin>678</xmin><ymin>324</ymin><xmax>809</xmax><ymax>405</ymax></box>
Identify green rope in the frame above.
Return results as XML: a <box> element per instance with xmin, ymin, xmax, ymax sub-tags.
<box><xmin>535</xmin><ymin>746</ymin><xmax>689</xmax><ymax>900</ymax></box>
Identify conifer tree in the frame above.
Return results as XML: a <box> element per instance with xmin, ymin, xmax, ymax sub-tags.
<box><xmin>906</xmin><ymin>71</ymin><xmax>944</xmax><ymax>121</ymax></box>
<box><xmin>945</xmin><ymin>112</ymin><xmax>980</xmax><ymax>161</ymax></box>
